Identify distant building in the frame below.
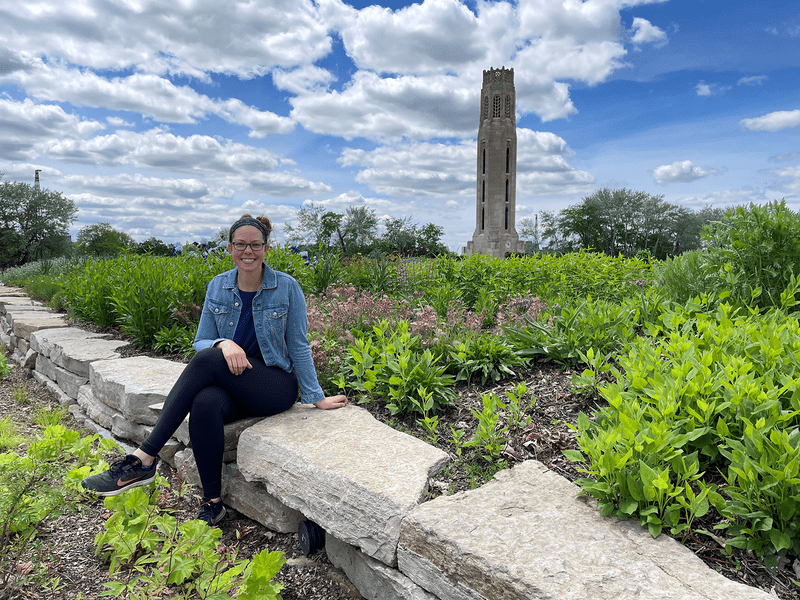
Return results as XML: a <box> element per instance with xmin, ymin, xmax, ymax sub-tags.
<box><xmin>466</xmin><ymin>67</ymin><xmax>523</xmax><ymax>257</ymax></box>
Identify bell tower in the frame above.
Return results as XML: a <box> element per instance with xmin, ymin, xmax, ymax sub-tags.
<box><xmin>466</xmin><ymin>67</ymin><xmax>522</xmax><ymax>257</ymax></box>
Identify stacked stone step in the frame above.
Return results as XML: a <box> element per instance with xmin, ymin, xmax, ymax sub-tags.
<box><xmin>0</xmin><ymin>287</ymin><xmax>775</xmax><ymax>600</ymax></box>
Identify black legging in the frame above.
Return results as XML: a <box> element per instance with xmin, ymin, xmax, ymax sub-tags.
<box><xmin>140</xmin><ymin>347</ymin><xmax>298</xmax><ymax>499</ymax></box>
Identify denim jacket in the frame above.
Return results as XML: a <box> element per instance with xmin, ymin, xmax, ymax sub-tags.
<box><xmin>193</xmin><ymin>265</ymin><xmax>324</xmax><ymax>404</ymax></box>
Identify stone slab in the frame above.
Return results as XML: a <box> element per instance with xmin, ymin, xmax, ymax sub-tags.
<box><xmin>326</xmin><ymin>535</ymin><xmax>437</xmax><ymax>600</ymax></box>
<box><xmin>32</xmin><ymin>371</ymin><xmax>75</xmax><ymax>406</ymax></box>
<box><xmin>77</xmin><ymin>384</ymin><xmax>120</xmax><ymax>430</ymax></box>
<box><xmin>35</xmin><ymin>354</ymin><xmax>87</xmax><ymax>399</ymax></box>
<box><xmin>31</xmin><ymin>327</ymin><xmax>129</xmax><ymax>378</ymax></box>
<box><xmin>90</xmin><ymin>357</ymin><xmax>186</xmax><ymax>426</ymax></box>
<box><xmin>238</xmin><ymin>404</ymin><xmax>449</xmax><ymax>566</ymax></box>
<box><xmin>11</xmin><ymin>315</ymin><xmax>70</xmax><ymax>340</ymax></box>
<box><xmin>397</xmin><ymin>460</ymin><xmax>773</xmax><ymax>600</ymax></box>
<box><xmin>221</xmin><ymin>463</ymin><xmax>305</xmax><ymax>533</ymax></box>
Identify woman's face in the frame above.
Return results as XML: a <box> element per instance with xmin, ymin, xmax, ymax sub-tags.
<box><xmin>228</xmin><ymin>225</ymin><xmax>267</xmax><ymax>275</ymax></box>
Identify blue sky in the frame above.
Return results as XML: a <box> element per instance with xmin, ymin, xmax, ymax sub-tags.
<box><xmin>1</xmin><ymin>0</ymin><xmax>798</xmax><ymax>251</ymax></box>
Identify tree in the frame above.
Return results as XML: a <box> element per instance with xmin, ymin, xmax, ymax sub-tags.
<box><xmin>0</xmin><ymin>177</ymin><xmax>78</xmax><ymax>265</ymax></box>
<box><xmin>284</xmin><ymin>203</ymin><xmax>335</xmax><ymax>249</ymax></box>
<box><xmin>338</xmin><ymin>206</ymin><xmax>378</xmax><ymax>254</ymax></box>
<box><xmin>556</xmin><ymin>188</ymin><xmax>715</xmax><ymax>259</ymax></box>
<box><xmin>284</xmin><ymin>204</ymin><xmax>379</xmax><ymax>255</ymax></box>
<box><xmin>378</xmin><ymin>217</ymin><xmax>448</xmax><ymax>257</ymax></box>
<box><xmin>135</xmin><ymin>237</ymin><xmax>173</xmax><ymax>256</ymax></box>
<box><xmin>75</xmin><ymin>222</ymin><xmax>136</xmax><ymax>256</ymax></box>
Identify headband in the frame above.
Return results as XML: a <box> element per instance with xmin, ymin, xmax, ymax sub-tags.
<box><xmin>229</xmin><ymin>217</ymin><xmax>269</xmax><ymax>242</ymax></box>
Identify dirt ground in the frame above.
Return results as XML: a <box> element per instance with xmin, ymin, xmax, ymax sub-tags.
<box><xmin>2</xmin><ymin>329</ymin><xmax>799</xmax><ymax>599</ymax></box>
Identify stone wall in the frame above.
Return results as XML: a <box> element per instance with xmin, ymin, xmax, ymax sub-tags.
<box><xmin>0</xmin><ymin>285</ymin><xmax>774</xmax><ymax>600</ymax></box>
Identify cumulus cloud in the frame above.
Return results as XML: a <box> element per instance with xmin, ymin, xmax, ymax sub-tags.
<box><xmin>651</xmin><ymin>160</ymin><xmax>724</xmax><ymax>184</ymax></box>
<box><xmin>0</xmin><ymin>57</ymin><xmax>294</xmax><ymax>136</ymax></box>
<box><xmin>629</xmin><ymin>18</ymin><xmax>668</xmax><ymax>47</ymax></box>
<box><xmin>0</xmin><ymin>98</ymin><xmax>104</xmax><ymax>160</ymax></box>
<box><xmin>695</xmin><ymin>80</ymin><xmax>731</xmax><ymax>96</ymax></box>
<box><xmin>740</xmin><ymin>110</ymin><xmax>800</xmax><ymax>132</ymax></box>
<box><xmin>770</xmin><ymin>152</ymin><xmax>800</xmax><ymax>163</ymax></box>
<box><xmin>0</xmin><ymin>0</ymin><xmax>332</xmax><ymax>77</ymax></box>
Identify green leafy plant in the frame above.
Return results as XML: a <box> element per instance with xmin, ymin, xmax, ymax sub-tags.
<box><xmin>33</xmin><ymin>404</ymin><xmax>68</xmax><ymax>429</ymax></box>
<box><xmin>448</xmin><ymin>334</ymin><xmax>524</xmax><ymax>386</ymax></box>
<box><xmin>154</xmin><ymin>324</ymin><xmax>196</xmax><ymax>356</ymax></box>
<box><xmin>1</xmin><ymin>426</ymin><xmax>114</xmax><ymax>590</ymax></box>
<box><xmin>0</xmin><ymin>350</ymin><xmax>12</xmax><ymax>378</ymax></box>
<box><xmin>95</xmin><ymin>484</ymin><xmax>285</xmax><ymax>599</ymax></box>
<box><xmin>464</xmin><ymin>393</ymin><xmax>510</xmax><ymax>462</ymax></box>
<box><xmin>505</xmin><ymin>299</ymin><xmax>636</xmax><ymax>365</ymax></box>
<box><xmin>0</xmin><ymin>416</ymin><xmax>23</xmax><ymax>450</ymax></box>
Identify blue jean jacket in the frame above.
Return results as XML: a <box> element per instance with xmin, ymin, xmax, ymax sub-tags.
<box><xmin>193</xmin><ymin>265</ymin><xmax>324</xmax><ymax>404</ymax></box>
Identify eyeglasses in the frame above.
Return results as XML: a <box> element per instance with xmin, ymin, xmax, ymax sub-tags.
<box><xmin>231</xmin><ymin>241</ymin><xmax>266</xmax><ymax>251</ymax></box>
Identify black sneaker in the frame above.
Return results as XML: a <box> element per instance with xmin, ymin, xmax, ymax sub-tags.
<box><xmin>197</xmin><ymin>499</ymin><xmax>226</xmax><ymax>527</ymax></box>
<box><xmin>81</xmin><ymin>454</ymin><xmax>158</xmax><ymax>497</ymax></box>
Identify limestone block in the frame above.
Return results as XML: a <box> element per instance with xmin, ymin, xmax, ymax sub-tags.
<box><xmin>326</xmin><ymin>535</ymin><xmax>437</xmax><ymax>600</ymax></box>
<box><xmin>174</xmin><ymin>448</ymin><xmax>200</xmax><ymax>487</ymax></box>
<box><xmin>77</xmin><ymin>384</ymin><xmax>120</xmax><ymax>430</ymax></box>
<box><xmin>37</xmin><ymin>354</ymin><xmax>89</xmax><ymax>398</ymax></box>
<box><xmin>32</xmin><ymin>371</ymin><xmax>74</xmax><ymax>406</ymax></box>
<box><xmin>111</xmin><ymin>414</ymin><xmax>152</xmax><ymax>446</ymax></box>
<box><xmin>148</xmin><ymin>402</ymin><xmax>190</xmax><ymax>445</ymax></box>
<box><xmin>12</xmin><ymin>315</ymin><xmax>69</xmax><ymax>340</ymax></box>
<box><xmin>22</xmin><ymin>348</ymin><xmax>37</xmax><ymax>369</ymax></box>
<box><xmin>237</xmin><ymin>404</ymin><xmax>449</xmax><ymax>566</ymax></box>
<box><xmin>0</xmin><ymin>330</ymin><xmax>9</xmax><ymax>345</ymax></box>
<box><xmin>18</xmin><ymin>338</ymin><xmax>29</xmax><ymax>354</ymax></box>
<box><xmin>31</xmin><ymin>328</ymin><xmax>129</xmax><ymax>378</ymax></box>
<box><xmin>158</xmin><ymin>440</ymin><xmax>183</xmax><ymax>467</ymax></box>
<box><xmin>35</xmin><ymin>354</ymin><xmax>58</xmax><ymax>381</ymax></box>
<box><xmin>90</xmin><ymin>357</ymin><xmax>186</xmax><ymax>426</ymax></box>
<box><xmin>221</xmin><ymin>463</ymin><xmax>304</xmax><ymax>533</ymax></box>
<box><xmin>55</xmin><ymin>367</ymin><xmax>88</xmax><ymax>399</ymax></box>
<box><xmin>397</xmin><ymin>460</ymin><xmax>773</xmax><ymax>600</ymax></box>
<box><xmin>68</xmin><ymin>403</ymin><xmax>88</xmax><ymax>425</ymax></box>
<box><xmin>12</xmin><ymin>348</ymin><xmax>25</xmax><ymax>366</ymax></box>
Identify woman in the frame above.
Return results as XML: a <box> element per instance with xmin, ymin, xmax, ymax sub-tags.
<box><xmin>82</xmin><ymin>214</ymin><xmax>348</xmax><ymax>525</ymax></box>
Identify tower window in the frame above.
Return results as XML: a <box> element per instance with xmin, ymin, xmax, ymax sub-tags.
<box><xmin>482</xmin><ymin>146</ymin><xmax>486</xmax><ymax>174</ymax></box>
<box><xmin>505</xmin><ymin>95</ymin><xmax>511</xmax><ymax>118</ymax></box>
<box><xmin>482</xmin><ymin>180</ymin><xmax>485</xmax><ymax>202</ymax></box>
<box><xmin>506</xmin><ymin>147</ymin><xmax>509</xmax><ymax>173</ymax></box>
<box><xmin>505</xmin><ymin>207</ymin><xmax>508</xmax><ymax>230</ymax></box>
<box><xmin>483</xmin><ymin>96</ymin><xmax>489</xmax><ymax>120</ymax></box>
<box><xmin>481</xmin><ymin>208</ymin><xmax>485</xmax><ymax>231</ymax></box>
<box><xmin>493</xmin><ymin>95</ymin><xmax>501</xmax><ymax>118</ymax></box>
<box><xmin>505</xmin><ymin>179</ymin><xmax>508</xmax><ymax>202</ymax></box>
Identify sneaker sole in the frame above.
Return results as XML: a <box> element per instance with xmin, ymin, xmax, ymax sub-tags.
<box><xmin>210</xmin><ymin>505</ymin><xmax>227</xmax><ymax>526</ymax></box>
<box><xmin>88</xmin><ymin>469</ymin><xmax>158</xmax><ymax>497</ymax></box>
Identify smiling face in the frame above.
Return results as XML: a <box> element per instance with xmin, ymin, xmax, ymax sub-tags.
<box><xmin>228</xmin><ymin>225</ymin><xmax>267</xmax><ymax>276</ymax></box>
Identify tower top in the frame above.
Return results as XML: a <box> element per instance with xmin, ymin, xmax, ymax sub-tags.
<box><xmin>482</xmin><ymin>67</ymin><xmax>514</xmax><ymax>85</ymax></box>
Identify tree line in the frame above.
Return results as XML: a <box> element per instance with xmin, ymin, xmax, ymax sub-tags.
<box><xmin>519</xmin><ymin>188</ymin><xmax>727</xmax><ymax>260</ymax></box>
<box><xmin>0</xmin><ymin>175</ymin><xmax>737</xmax><ymax>269</ymax></box>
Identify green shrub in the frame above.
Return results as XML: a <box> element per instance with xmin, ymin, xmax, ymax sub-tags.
<box><xmin>702</xmin><ymin>200</ymin><xmax>800</xmax><ymax>310</ymax></box>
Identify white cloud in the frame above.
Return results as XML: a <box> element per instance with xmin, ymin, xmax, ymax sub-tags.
<box><xmin>651</xmin><ymin>160</ymin><xmax>723</xmax><ymax>184</ymax></box>
<box><xmin>0</xmin><ymin>57</ymin><xmax>294</xmax><ymax>135</ymax></box>
<box><xmin>740</xmin><ymin>110</ymin><xmax>800</xmax><ymax>132</ymax></box>
<box><xmin>629</xmin><ymin>18</ymin><xmax>668</xmax><ymax>47</ymax></box>
<box><xmin>0</xmin><ymin>98</ymin><xmax>104</xmax><ymax>160</ymax></box>
<box><xmin>0</xmin><ymin>0</ymin><xmax>332</xmax><ymax>77</ymax></box>
<box><xmin>737</xmin><ymin>75</ymin><xmax>768</xmax><ymax>86</ymax></box>
<box><xmin>337</xmin><ymin>129</ymin><xmax>593</xmax><ymax>198</ymax></box>
<box><xmin>695</xmin><ymin>80</ymin><xmax>731</xmax><ymax>96</ymax></box>
<box><xmin>695</xmin><ymin>81</ymin><xmax>713</xmax><ymax>97</ymax></box>
<box><xmin>107</xmin><ymin>116</ymin><xmax>134</xmax><ymax>128</ymax></box>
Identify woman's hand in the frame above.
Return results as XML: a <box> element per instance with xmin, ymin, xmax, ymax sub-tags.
<box><xmin>315</xmin><ymin>394</ymin><xmax>348</xmax><ymax>410</ymax></box>
<box><xmin>216</xmin><ymin>340</ymin><xmax>252</xmax><ymax>375</ymax></box>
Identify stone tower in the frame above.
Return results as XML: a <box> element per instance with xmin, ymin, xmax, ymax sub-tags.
<box><xmin>466</xmin><ymin>67</ymin><xmax>522</xmax><ymax>257</ymax></box>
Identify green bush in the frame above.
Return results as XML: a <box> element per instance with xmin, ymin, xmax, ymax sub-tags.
<box><xmin>702</xmin><ymin>200</ymin><xmax>800</xmax><ymax>310</ymax></box>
